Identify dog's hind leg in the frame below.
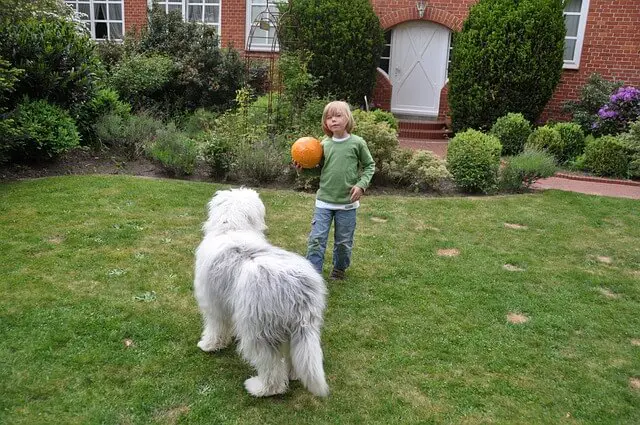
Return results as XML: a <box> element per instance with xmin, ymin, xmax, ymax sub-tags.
<box><xmin>240</xmin><ymin>338</ymin><xmax>289</xmax><ymax>397</ymax></box>
<box><xmin>196</xmin><ymin>299</ymin><xmax>233</xmax><ymax>352</ymax></box>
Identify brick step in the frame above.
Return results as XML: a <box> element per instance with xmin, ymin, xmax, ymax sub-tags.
<box><xmin>399</xmin><ymin>128</ymin><xmax>453</xmax><ymax>140</ymax></box>
<box><xmin>398</xmin><ymin>119</ymin><xmax>449</xmax><ymax>131</ymax></box>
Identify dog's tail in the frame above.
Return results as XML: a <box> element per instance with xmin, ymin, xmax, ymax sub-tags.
<box><xmin>290</xmin><ymin>325</ymin><xmax>329</xmax><ymax>397</ymax></box>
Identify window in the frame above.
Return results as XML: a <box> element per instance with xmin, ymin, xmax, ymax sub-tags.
<box><xmin>246</xmin><ymin>0</ymin><xmax>287</xmax><ymax>51</ymax></box>
<box><xmin>379</xmin><ymin>31</ymin><xmax>391</xmax><ymax>74</ymax></box>
<box><xmin>563</xmin><ymin>0</ymin><xmax>590</xmax><ymax>69</ymax></box>
<box><xmin>154</xmin><ymin>1</ymin><xmax>221</xmax><ymax>35</ymax></box>
<box><xmin>65</xmin><ymin>0</ymin><xmax>124</xmax><ymax>40</ymax></box>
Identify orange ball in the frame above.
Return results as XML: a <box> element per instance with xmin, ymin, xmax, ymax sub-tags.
<box><xmin>291</xmin><ymin>137</ymin><xmax>323</xmax><ymax>168</ymax></box>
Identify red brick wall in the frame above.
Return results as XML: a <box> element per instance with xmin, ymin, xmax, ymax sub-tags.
<box><xmin>124</xmin><ymin>0</ymin><xmax>147</xmax><ymax>35</ymax></box>
<box><xmin>124</xmin><ymin>0</ymin><xmax>640</xmax><ymax>123</ymax></box>
<box><xmin>541</xmin><ymin>0</ymin><xmax>640</xmax><ymax>122</ymax></box>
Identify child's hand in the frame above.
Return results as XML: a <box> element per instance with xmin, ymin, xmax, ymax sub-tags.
<box><xmin>292</xmin><ymin>161</ymin><xmax>303</xmax><ymax>171</ymax></box>
<box><xmin>350</xmin><ymin>186</ymin><xmax>364</xmax><ymax>202</ymax></box>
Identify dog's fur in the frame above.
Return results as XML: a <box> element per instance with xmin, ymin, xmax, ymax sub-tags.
<box><xmin>194</xmin><ymin>188</ymin><xmax>329</xmax><ymax>397</ymax></box>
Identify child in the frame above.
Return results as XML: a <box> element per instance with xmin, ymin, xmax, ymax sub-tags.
<box><xmin>296</xmin><ymin>101</ymin><xmax>375</xmax><ymax>280</ymax></box>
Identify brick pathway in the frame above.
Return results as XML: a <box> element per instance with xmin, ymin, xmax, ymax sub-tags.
<box><xmin>399</xmin><ymin>138</ymin><xmax>640</xmax><ymax>200</ymax></box>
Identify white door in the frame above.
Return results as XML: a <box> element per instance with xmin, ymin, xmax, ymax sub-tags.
<box><xmin>390</xmin><ymin>21</ymin><xmax>451</xmax><ymax>117</ymax></box>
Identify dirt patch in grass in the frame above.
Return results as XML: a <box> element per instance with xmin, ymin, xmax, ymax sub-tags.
<box><xmin>370</xmin><ymin>217</ymin><xmax>388</xmax><ymax>223</ymax></box>
<box><xmin>503</xmin><ymin>264</ymin><xmax>525</xmax><ymax>272</ymax></box>
<box><xmin>154</xmin><ymin>405</ymin><xmax>191</xmax><ymax>425</ymax></box>
<box><xmin>504</xmin><ymin>223</ymin><xmax>528</xmax><ymax>230</ymax></box>
<box><xmin>629</xmin><ymin>378</ymin><xmax>640</xmax><ymax>390</ymax></box>
<box><xmin>437</xmin><ymin>248</ymin><xmax>459</xmax><ymax>257</ymax></box>
<box><xmin>507</xmin><ymin>312</ymin><xmax>529</xmax><ymax>324</ymax></box>
<box><xmin>631</xmin><ymin>339</ymin><xmax>640</xmax><ymax>346</ymax></box>
<box><xmin>598</xmin><ymin>287</ymin><xmax>620</xmax><ymax>299</ymax></box>
<box><xmin>596</xmin><ymin>256</ymin><xmax>613</xmax><ymax>264</ymax></box>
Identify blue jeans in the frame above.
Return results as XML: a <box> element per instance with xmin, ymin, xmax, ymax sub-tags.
<box><xmin>306</xmin><ymin>207</ymin><xmax>357</xmax><ymax>274</ymax></box>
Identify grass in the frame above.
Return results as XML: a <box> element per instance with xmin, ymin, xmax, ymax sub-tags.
<box><xmin>1</xmin><ymin>175</ymin><xmax>639</xmax><ymax>424</ymax></box>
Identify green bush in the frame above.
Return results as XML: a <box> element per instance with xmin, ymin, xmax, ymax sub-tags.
<box><xmin>278</xmin><ymin>0</ymin><xmax>384</xmax><ymax>106</ymax></box>
<box><xmin>619</xmin><ymin>120</ymin><xmax>640</xmax><ymax>179</ymax></box>
<box><xmin>231</xmin><ymin>140</ymin><xmax>288</xmax><ymax>184</ymax></box>
<box><xmin>132</xmin><ymin>6</ymin><xmax>244</xmax><ymax>113</ymax></box>
<box><xmin>369</xmin><ymin>109</ymin><xmax>398</xmax><ymax>131</ymax></box>
<box><xmin>109</xmin><ymin>54</ymin><xmax>176</xmax><ymax>113</ymax></box>
<box><xmin>553</xmin><ymin>122</ymin><xmax>585</xmax><ymax>163</ymax></box>
<box><xmin>525</xmin><ymin>126</ymin><xmax>563</xmax><ymax>163</ymax></box>
<box><xmin>562</xmin><ymin>73</ymin><xmax>623</xmax><ymax>135</ymax></box>
<box><xmin>448</xmin><ymin>0</ymin><xmax>564</xmax><ymax>131</ymax></box>
<box><xmin>147</xmin><ymin>123</ymin><xmax>198</xmax><ymax>176</ymax></box>
<box><xmin>0</xmin><ymin>16</ymin><xmax>102</xmax><ymax>111</ymax></box>
<box><xmin>446</xmin><ymin>129</ymin><xmax>502</xmax><ymax>193</ymax></box>
<box><xmin>10</xmin><ymin>98</ymin><xmax>80</xmax><ymax>161</ymax></box>
<box><xmin>499</xmin><ymin>148</ymin><xmax>556</xmax><ymax>192</ymax></box>
<box><xmin>0</xmin><ymin>57</ymin><xmax>24</xmax><ymax>163</ymax></box>
<box><xmin>95</xmin><ymin>112</ymin><xmax>164</xmax><ymax>159</ymax></box>
<box><xmin>352</xmin><ymin>109</ymin><xmax>398</xmax><ymax>168</ymax></box>
<box><xmin>183</xmin><ymin>108</ymin><xmax>220</xmax><ymax>137</ymax></box>
<box><xmin>74</xmin><ymin>88</ymin><xmax>131</xmax><ymax>145</ymax></box>
<box><xmin>489</xmin><ymin>112</ymin><xmax>532</xmax><ymax>156</ymax></box>
<box><xmin>94</xmin><ymin>40</ymin><xmax>125</xmax><ymax>73</ymax></box>
<box><xmin>198</xmin><ymin>131</ymin><xmax>237</xmax><ymax>180</ymax></box>
<box><xmin>381</xmin><ymin>149</ymin><xmax>450</xmax><ymax>192</ymax></box>
<box><xmin>583</xmin><ymin>135</ymin><xmax>629</xmax><ymax>178</ymax></box>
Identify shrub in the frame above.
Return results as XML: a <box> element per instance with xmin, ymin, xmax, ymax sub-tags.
<box><xmin>73</xmin><ymin>88</ymin><xmax>131</xmax><ymax>145</ymax></box>
<box><xmin>231</xmin><ymin>140</ymin><xmax>288</xmax><ymax>184</ymax></box>
<box><xmin>448</xmin><ymin>0</ymin><xmax>564</xmax><ymax>131</ymax></box>
<box><xmin>525</xmin><ymin>126</ymin><xmax>563</xmax><ymax>163</ymax></box>
<box><xmin>109</xmin><ymin>54</ymin><xmax>176</xmax><ymax>113</ymax></box>
<box><xmin>489</xmin><ymin>112</ymin><xmax>532</xmax><ymax>156</ymax></box>
<box><xmin>95</xmin><ymin>112</ymin><xmax>164</xmax><ymax>159</ymax></box>
<box><xmin>0</xmin><ymin>16</ymin><xmax>102</xmax><ymax>111</ymax></box>
<box><xmin>94</xmin><ymin>40</ymin><xmax>125</xmax><ymax>73</ymax></box>
<box><xmin>552</xmin><ymin>122</ymin><xmax>585</xmax><ymax>162</ymax></box>
<box><xmin>132</xmin><ymin>6</ymin><xmax>244</xmax><ymax>113</ymax></box>
<box><xmin>183</xmin><ymin>108</ymin><xmax>219</xmax><ymax>136</ymax></box>
<box><xmin>277</xmin><ymin>50</ymin><xmax>319</xmax><ymax>113</ymax></box>
<box><xmin>562</xmin><ymin>73</ymin><xmax>623</xmax><ymax>135</ymax></box>
<box><xmin>10</xmin><ymin>98</ymin><xmax>80</xmax><ymax>161</ymax></box>
<box><xmin>618</xmin><ymin>120</ymin><xmax>640</xmax><ymax>179</ymax></box>
<box><xmin>499</xmin><ymin>148</ymin><xmax>556</xmax><ymax>192</ymax></box>
<box><xmin>278</xmin><ymin>0</ymin><xmax>384</xmax><ymax>105</ymax></box>
<box><xmin>369</xmin><ymin>109</ymin><xmax>398</xmax><ymax>131</ymax></box>
<box><xmin>446</xmin><ymin>129</ymin><xmax>502</xmax><ymax>193</ymax></box>
<box><xmin>198</xmin><ymin>131</ymin><xmax>237</xmax><ymax>180</ymax></box>
<box><xmin>592</xmin><ymin>86</ymin><xmax>640</xmax><ymax>136</ymax></box>
<box><xmin>583</xmin><ymin>135</ymin><xmax>629</xmax><ymax>178</ymax></box>
<box><xmin>381</xmin><ymin>149</ymin><xmax>451</xmax><ymax>192</ymax></box>
<box><xmin>147</xmin><ymin>123</ymin><xmax>198</xmax><ymax>176</ymax></box>
<box><xmin>0</xmin><ymin>57</ymin><xmax>24</xmax><ymax>163</ymax></box>
<box><xmin>352</xmin><ymin>109</ymin><xmax>398</xmax><ymax>168</ymax></box>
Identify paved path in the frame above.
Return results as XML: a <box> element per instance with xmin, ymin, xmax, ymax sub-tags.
<box><xmin>399</xmin><ymin>138</ymin><xmax>640</xmax><ymax>200</ymax></box>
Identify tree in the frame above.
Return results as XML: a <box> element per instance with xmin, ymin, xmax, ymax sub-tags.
<box><xmin>278</xmin><ymin>0</ymin><xmax>384</xmax><ymax>106</ymax></box>
<box><xmin>448</xmin><ymin>0</ymin><xmax>565</xmax><ymax>132</ymax></box>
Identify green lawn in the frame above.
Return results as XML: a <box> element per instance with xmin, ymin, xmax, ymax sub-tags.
<box><xmin>1</xmin><ymin>175</ymin><xmax>639</xmax><ymax>424</ymax></box>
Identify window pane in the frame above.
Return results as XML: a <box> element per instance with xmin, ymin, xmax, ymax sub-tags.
<box><xmin>110</xmin><ymin>23</ymin><xmax>123</xmax><ymax>39</ymax></box>
<box><xmin>168</xmin><ymin>4</ymin><xmax>181</xmax><ymax>14</ymax></box>
<box><xmin>78</xmin><ymin>3</ymin><xmax>90</xmax><ymax>17</ymax></box>
<box><xmin>188</xmin><ymin>5</ymin><xmax>202</xmax><ymax>22</ymax></box>
<box><xmin>565</xmin><ymin>15</ymin><xmax>580</xmax><ymax>37</ymax></box>
<box><xmin>564</xmin><ymin>39</ymin><xmax>576</xmax><ymax>61</ymax></box>
<box><xmin>94</xmin><ymin>3</ymin><xmax>107</xmax><ymax>20</ymax></box>
<box><xmin>108</xmin><ymin>4</ymin><xmax>122</xmax><ymax>20</ymax></box>
<box><xmin>204</xmin><ymin>6</ymin><xmax>219</xmax><ymax>23</ymax></box>
<box><xmin>95</xmin><ymin>22</ymin><xmax>108</xmax><ymax>38</ymax></box>
<box><xmin>564</xmin><ymin>0</ymin><xmax>582</xmax><ymax>13</ymax></box>
<box><xmin>380</xmin><ymin>59</ymin><xmax>389</xmax><ymax>74</ymax></box>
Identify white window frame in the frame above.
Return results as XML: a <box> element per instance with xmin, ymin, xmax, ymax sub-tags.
<box><xmin>245</xmin><ymin>0</ymin><xmax>287</xmax><ymax>52</ymax></box>
<box><xmin>151</xmin><ymin>0</ymin><xmax>221</xmax><ymax>37</ymax></box>
<box><xmin>563</xmin><ymin>0</ymin><xmax>590</xmax><ymax>69</ymax></box>
<box><xmin>65</xmin><ymin>0</ymin><xmax>125</xmax><ymax>41</ymax></box>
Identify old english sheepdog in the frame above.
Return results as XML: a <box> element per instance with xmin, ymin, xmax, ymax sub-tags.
<box><xmin>194</xmin><ymin>188</ymin><xmax>329</xmax><ymax>397</ymax></box>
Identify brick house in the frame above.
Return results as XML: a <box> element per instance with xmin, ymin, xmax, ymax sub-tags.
<box><xmin>66</xmin><ymin>0</ymin><xmax>640</xmax><ymax>138</ymax></box>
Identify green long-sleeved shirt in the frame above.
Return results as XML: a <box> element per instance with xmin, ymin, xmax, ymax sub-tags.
<box><xmin>315</xmin><ymin>134</ymin><xmax>375</xmax><ymax>205</ymax></box>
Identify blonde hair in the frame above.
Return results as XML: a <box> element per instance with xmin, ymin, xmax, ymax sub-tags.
<box><xmin>321</xmin><ymin>101</ymin><xmax>354</xmax><ymax>136</ymax></box>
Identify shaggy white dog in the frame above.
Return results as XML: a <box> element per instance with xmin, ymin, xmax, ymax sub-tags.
<box><xmin>194</xmin><ymin>188</ymin><xmax>329</xmax><ymax>397</ymax></box>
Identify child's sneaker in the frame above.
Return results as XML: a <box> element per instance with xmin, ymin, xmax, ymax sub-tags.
<box><xmin>329</xmin><ymin>268</ymin><xmax>345</xmax><ymax>280</ymax></box>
